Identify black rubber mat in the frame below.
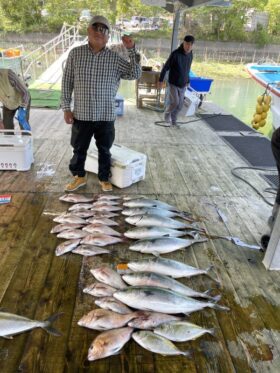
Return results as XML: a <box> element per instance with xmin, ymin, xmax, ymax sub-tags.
<box><xmin>222</xmin><ymin>136</ymin><xmax>276</xmax><ymax>167</ymax></box>
<box><xmin>262</xmin><ymin>174</ymin><xmax>279</xmax><ymax>188</ymax></box>
<box><xmin>200</xmin><ymin>114</ymin><xmax>252</xmax><ymax>132</ymax></box>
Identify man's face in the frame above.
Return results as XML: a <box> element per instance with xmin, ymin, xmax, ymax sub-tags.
<box><xmin>183</xmin><ymin>41</ymin><xmax>193</xmax><ymax>54</ymax></box>
<box><xmin>88</xmin><ymin>23</ymin><xmax>109</xmax><ymax>49</ymax></box>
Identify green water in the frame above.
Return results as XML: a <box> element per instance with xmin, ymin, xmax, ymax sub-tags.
<box><xmin>119</xmin><ymin>77</ymin><xmax>274</xmax><ymax>138</ymax></box>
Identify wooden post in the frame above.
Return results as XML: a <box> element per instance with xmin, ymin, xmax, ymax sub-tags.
<box><xmin>263</xmin><ymin>211</ymin><xmax>280</xmax><ymax>270</ymax></box>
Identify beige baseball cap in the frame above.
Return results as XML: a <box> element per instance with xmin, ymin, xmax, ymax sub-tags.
<box><xmin>89</xmin><ymin>15</ymin><xmax>111</xmax><ymax>32</ymax></box>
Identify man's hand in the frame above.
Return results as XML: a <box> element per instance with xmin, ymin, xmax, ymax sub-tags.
<box><xmin>121</xmin><ymin>35</ymin><xmax>135</xmax><ymax>49</ymax></box>
<box><xmin>64</xmin><ymin>111</ymin><xmax>74</xmax><ymax>125</ymax></box>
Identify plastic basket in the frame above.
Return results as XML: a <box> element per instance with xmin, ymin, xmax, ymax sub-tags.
<box><xmin>189</xmin><ymin>77</ymin><xmax>213</xmax><ymax>93</ymax></box>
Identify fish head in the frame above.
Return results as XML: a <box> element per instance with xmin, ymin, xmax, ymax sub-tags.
<box><xmin>88</xmin><ymin>338</ymin><xmax>109</xmax><ymax>361</ymax></box>
<box><xmin>77</xmin><ymin>311</ymin><xmax>98</xmax><ymax>327</ymax></box>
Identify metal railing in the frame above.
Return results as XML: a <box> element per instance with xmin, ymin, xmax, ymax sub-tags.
<box><xmin>22</xmin><ymin>23</ymin><xmax>83</xmax><ymax>83</ymax></box>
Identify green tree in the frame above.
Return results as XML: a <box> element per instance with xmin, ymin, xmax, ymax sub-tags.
<box><xmin>0</xmin><ymin>0</ymin><xmax>41</xmax><ymax>31</ymax></box>
<box><xmin>265</xmin><ymin>0</ymin><xmax>280</xmax><ymax>35</ymax></box>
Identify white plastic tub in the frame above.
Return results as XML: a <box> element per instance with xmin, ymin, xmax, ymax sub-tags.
<box><xmin>85</xmin><ymin>143</ymin><xmax>147</xmax><ymax>188</ymax></box>
<box><xmin>0</xmin><ymin>130</ymin><xmax>34</xmax><ymax>171</ymax></box>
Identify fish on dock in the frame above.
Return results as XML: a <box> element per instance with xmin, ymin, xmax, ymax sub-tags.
<box><xmin>59</xmin><ymin>194</ymin><xmax>94</xmax><ymax>203</ymax></box>
<box><xmin>90</xmin><ymin>266</ymin><xmax>127</xmax><ymax>289</ymax></box>
<box><xmin>128</xmin><ymin>312</ymin><xmax>182</xmax><ymax>329</ymax></box>
<box><xmin>125</xmin><ymin>214</ymin><xmax>200</xmax><ymax>230</ymax></box>
<box><xmin>0</xmin><ymin>311</ymin><xmax>63</xmax><ymax>338</ymax></box>
<box><xmin>114</xmin><ymin>286</ymin><xmax>229</xmax><ymax>314</ymax></box>
<box><xmin>124</xmin><ymin>226</ymin><xmax>198</xmax><ymax>240</ymax></box>
<box><xmin>77</xmin><ymin>309</ymin><xmax>141</xmax><ymax>330</ymax></box>
<box><xmin>122</xmin><ymin>272</ymin><xmax>217</xmax><ymax>301</ymax></box>
<box><xmin>126</xmin><ymin>257</ymin><xmax>218</xmax><ymax>281</ymax></box>
<box><xmin>82</xmin><ymin>224</ymin><xmax>121</xmax><ymax>237</ymax></box>
<box><xmin>72</xmin><ymin>245</ymin><xmax>111</xmax><ymax>256</ymax></box>
<box><xmin>81</xmin><ymin>234</ymin><xmax>123</xmax><ymax>247</ymax></box>
<box><xmin>123</xmin><ymin>198</ymin><xmax>186</xmax><ymax>212</ymax></box>
<box><xmin>122</xmin><ymin>207</ymin><xmax>194</xmax><ymax>222</ymax></box>
<box><xmin>86</xmin><ymin>217</ymin><xmax>119</xmax><ymax>226</ymax></box>
<box><xmin>95</xmin><ymin>297</ymin><xmax>132</xmax><ymax>314</ymax></box>
<box><xmin>87</xmin><ymin>327</ymin><xmax>133</xmax><ymax>361</ymax></box>
<box><xmin>50</xmin><ymin>223</ymin><xmax>83</xmax><ymax>234</ymax></box>
<box><xmin>129</xmin><ymin>236</ymin><xmax>207</xmax><ymax>256</ymax></box>
<box><xmin>132</xmin><ymin>331</ymin><xmax>191</xmax><ymax>357</ymax></box>
<box><xmin>154</xmin><ymin>320</ymin><xmax>215</xmax><ymax>342</ymax></box>
<box><xmin>55</xmin><ymin>239</ymin><xmax>81</xmax><ymax>256</ymax></box>
<box><xmin>83</xmin><ymin>283</ymin><xmax>117</xmax><ymax>297</ymax></box>
<box><xmin>57</xmin><ymin>229</ymin><xmax>88</xmax><ymax>240</ymax></box>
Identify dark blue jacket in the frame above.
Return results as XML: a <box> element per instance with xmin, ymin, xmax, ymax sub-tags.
<box><xmin>159</xmin><ymin>44</ymin><xmax>193</xmax><ymax>88</ymax></box>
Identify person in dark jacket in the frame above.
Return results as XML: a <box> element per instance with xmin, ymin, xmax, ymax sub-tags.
<box><xmin>158</xmin><ymin>35</ymin><xmax>194</xmax><ymax>126</ymax></box>
<box><xmin>261</xmin><ymin>127</ymin><xmax>280</xmax><ymax>250</ymax></box>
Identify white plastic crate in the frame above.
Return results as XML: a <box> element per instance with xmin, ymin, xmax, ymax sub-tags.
<box><xmin>0</xmin><ymin>130</ymin><xmax>34</xmax><ymax>171</ymax></box>
<box><xmin>183</xmin><ymin>88</ymin><xmax>200</xmax><ymax>116</ymax></box>
<box><xmin>85</xmin><ymin>143</ymin><xmax>147</xmax><ymax>188</ymax></box>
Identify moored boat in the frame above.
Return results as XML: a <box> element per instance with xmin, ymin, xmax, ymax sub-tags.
<box><xmin>246</xmin><ymin>63</ymin><xmax>280</xmax><ymax>130</ymax></box>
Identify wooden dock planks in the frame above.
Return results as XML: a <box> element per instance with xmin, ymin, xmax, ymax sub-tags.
<box><xmin>0</xmin><ymin>105</ymin><xmax>280</xmax><ymax>372</ymax></box>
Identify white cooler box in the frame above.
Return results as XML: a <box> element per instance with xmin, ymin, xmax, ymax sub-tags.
<box><xmin>85</xmin><ymin>143</ymin><xmax>147</xmax><ymax>188</ymax></box>
<box><xmin>0</xmin><ymin>130</ymin><xmax>34</xmax><ymax>171</ymax></box>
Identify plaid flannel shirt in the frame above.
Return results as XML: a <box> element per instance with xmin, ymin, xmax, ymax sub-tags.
<box><xmin>61</xmin><ymin>44</ymin><xmax>141</xmax><ymax>121</ymax></box>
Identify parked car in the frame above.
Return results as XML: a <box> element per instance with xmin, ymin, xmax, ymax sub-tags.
<box><xmin>131</xmin><ymin>16</ymin><xmax>149</xmax><ymax>28</ymax></box>
<box><xmin>116</xmin><ymin>18</ymin><xmax>131</xmax><ymax>29</ymax></box>
<box><xmin>79</xmin><ymin>9</ymin><xmax>92</xmax><ymax>23</ymax></box>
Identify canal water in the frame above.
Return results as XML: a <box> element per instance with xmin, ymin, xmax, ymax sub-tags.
<box><xmin>119</xmin><ymin>77</ymin><xmax>273</xmax><ymax>138</ymax></box>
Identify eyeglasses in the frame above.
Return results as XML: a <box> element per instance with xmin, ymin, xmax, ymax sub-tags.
<box><xmin>91</xmin><ymin>24</ymin><xmax>109</xmax><ymax>35</ymax></box>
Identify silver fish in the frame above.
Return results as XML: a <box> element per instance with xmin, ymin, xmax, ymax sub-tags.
<box><xmin>82</xmin><ymin>224</ymin><xmax>121</xmax><ymax>237</ymax></box>
<box><xmin>68</xmin><ymin>203</ymin><xmax>93</xmax><ymax>211</ymax></box>
<box><xmin>77</xmin><ymin>309</ymin><xmax>140</xmax><ymax>330</ymax></box>
<box><xmin>59</xmin><ymin>194</ymin><xmax>94</xmax><ymax>203</ymax></box>
<box><xmin>69</xmin><ymin>210</ymin><xmax>95</xmax><ymax>218</ymax></box>
<box><xmin>154</xmin><ymin>320</ymin><xmax>215</xmax><ymax>342</ymax></box>
<box><xmin>50</xmin><ymin>223</ymin><xmax>82</xmax><ymax>234</ymax></box>
<box><xmin>122</xmin><ymin>207</ymin><xmax>193</xmax><ymax>221</ymax></box>
<box><xmin>0</xmin><ymin>311</ymin><xmax>62</xmax><ymax>338</ymax></box>
<box><xmin>128</xmin><ymin>312</ymin><xmax>181</xmax><ymax>329</ymax></box>
<box><xmin>129</xmin><ymin>237</ymin><xmax>207</xmax><ymax>256</ymax></box>
<box><xmin>92</xmin><ymin>201</ymin><xmax>120</xmax><ymax>207</ymax></box>
<box><xmin>91</xmin><ymin>266</ymin><xmax>127</xmax><ymax>289</ymax></box>
<box><xmin>122</xmin><ymin>272</ymin><xmax>217</xmax><ymax>301</ymax></box>
<box><xmin>53</xmin><ymin>215</ymin><xmax>87</xmax><ymax>225</ymax></box>
<box><xmin>124</xmin><ymin>227</ymin><xmax>197</xmax><ymax>240</ymax></box>
<box><xmin>57</xmin><ymin>229</ymin><xmax>88</xmax><ymax>239</ymax></box>
<box><xmin>127</xmin><ymin>257</ymin><xmax>216</xmax><ymax>280</ymax></box>
<box><xmin>55</xmin><ymin>239</ymin><xmax>81</xmax><ymax>256</ymax></box>
<box><xmin>132</xmin><ymin>331</ymin><xmax>191</xmax><ymax>357</ymax></box>
<box><xmin>72</xmin><ymin>245</ymin><xmax>111</xmax><ymax>256</ymax></box>
<box><xmin>91</xmin><ymin>205</ymin><xmax>122</xmax><ymax>212</ymax></box>
<box><xmin>123</xmin><ymin>198</ymin><xmax>183</xmax><ymax>212</ymax></box>
<box><xmin>86</xmin><ymin>217</ymin><xmax>119</xmax><ymax>226</ymax></box>
<box><xmin>95</xmin><ymin>297</ymin><xmax>132</xmax><ymax>314</ymax></box>
<box><xmin>81</xmin><ymin>234</ymin><xmax>123</xmax><ymax>247</ymax></box>
<box><xmin>114</xmin><ymin>286</ymin><xmax>229</xmax><ymax>314</ymax></box>
<box><xmin>88</xmin><ymin>327</ymin><xmax>133</xmax><ymax>361</ymax></box>
<box><xmin>83</xmin><ymin>283</ymin><xmax>117</xmax><ymax>297</ymax></box>
<box><xmin>125</xmin><ymin>214</ymin><xmax>199</xmax><ymax>230</ymax></box>
<box><xmin>97</xmin><ymin>195</ymin><xmax>122</xmax><ymax>201</ymax></box>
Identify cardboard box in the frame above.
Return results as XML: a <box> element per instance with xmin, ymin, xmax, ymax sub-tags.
<box><xmin>85</xmin><ymin>143</ymin><xmax>147</xmax><ymax>188</ymax></box>
<box><xmin>0</xmin><ymin>130</ymin><xmax>34</xmax><ymax>171</ymax></box>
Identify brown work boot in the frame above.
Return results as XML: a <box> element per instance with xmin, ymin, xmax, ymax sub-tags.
<box><xmin>99</xmin><ymin>180</ymin><xmax>113</xmax><ymax>192</ymax></box>
<box><xmin>65</xmin><ymin>176</ymin><xmax>86</xmax><ymax>192</ymax></box>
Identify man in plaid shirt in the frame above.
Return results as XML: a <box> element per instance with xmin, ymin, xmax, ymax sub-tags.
<box><xmin>61</xmin><ymin>15</ymin><xmax>141</xmax><ymax>192</ymax></box>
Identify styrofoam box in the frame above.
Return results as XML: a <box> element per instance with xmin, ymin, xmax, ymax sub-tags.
<box><xmin>85</xmin><ymin>143</ymin><xmax>147</xmax><ymax>188</ymax></box>
<box><xmin>0</xmin><ymin>132</ymin><xmax>34</xmax><ymax>171</ymax></box>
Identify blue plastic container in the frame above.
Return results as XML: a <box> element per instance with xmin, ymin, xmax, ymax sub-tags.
<box><xmin>115</xmin><ymin>94</ymin><xmax>124</xmax><ymax>116</ymax></box>
<box><xmin>189</xmin><ymin>77</ymin><xmax>213</xmax><ymax>93</ymax></box>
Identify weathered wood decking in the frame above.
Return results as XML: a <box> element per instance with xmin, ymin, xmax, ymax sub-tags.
<box><xmin>0</xmin><ymin>102</ymin><xmax>280</xmax><ymax>372</ymax></box>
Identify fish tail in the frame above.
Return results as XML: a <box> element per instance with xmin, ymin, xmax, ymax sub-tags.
<box><xmin>212</xmin><ymin>303</ymin><xmax>230</xmax><ymax>312</ymax></box>
<box><xmin>211</xmin><ymin>294</ymin><xmax>222</xmax><ymax>303</ymax></box>
<box><xmin>181</xmin><ymin>349</ymin><xmax>192</xmax><ymax>357</ymax></box>
<box><xmin>205</xmin><ymin>266</ymin><xmax>221</xmax><ymax>286</ymax></box>
<box><xmin>42</xmin><ymin>312</ymin><xmax>63</xmax><ymax>336</ymax></box>
<box><xmin>208</xmin><ymin>328</ymin><xmax>216</xmax><ymax>336</ymax></box>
